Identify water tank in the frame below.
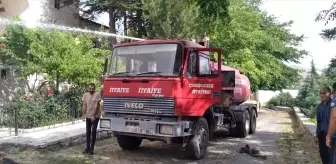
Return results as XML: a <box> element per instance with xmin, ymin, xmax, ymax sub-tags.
<box><xmin>210</xmin><ymin>62</ymin><xmax>252</xmax><ymax>104</ymax></box>
<box><xmin>233</xmin><ymin>73</ymin><xmax>251</xmax><ymax>104</ymax></box>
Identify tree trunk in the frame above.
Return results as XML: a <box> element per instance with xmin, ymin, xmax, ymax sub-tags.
<box><xmin>56</xmin><ymin>71</ymin><xmax>60</xmax><ymax>92</ymax></box>
<box><xmin>108</xmin><ymin>6</ymin><xmax>118</xmax><ymax>46</ymax></box>
<box><xmin>136</xmin><ymin>9</ymin><xmax>142</xmax><ymax>38</ymax></box>
<box><xmin>123</xmin><ymin>11</ymin><xmax>127</xmax><ymax>36</ymax></box>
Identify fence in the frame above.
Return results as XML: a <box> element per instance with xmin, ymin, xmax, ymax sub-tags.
<box><xmin>0</xmin><ymin>90</ymin><xmax>83</xmax><ymax>138</ymax></box>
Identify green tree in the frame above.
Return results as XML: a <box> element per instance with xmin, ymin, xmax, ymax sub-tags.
<box><xmin>142</xmin><ymin>0</ymin><xmax>199</xmax><ymax>39</ymax></box>
<box><xmin>25</xmin><ymin>28</ymin><xmax>110</xmax><ymax>88</ymax></box>
<box><xmin>0</xmin><ymin>23</ymin><xmax>111</xmax><ymax>91</ymax></box>
<box><xmin>78</xmin><ymin>0</ymin><xmax>140</xmax><ymax>44</ymax></box>
<box><xmin>326</xmin><ymin>57</ymin><xmax>336</xmax><ymax>82</ymax></box>
<box><xmin>210</xmin><ymin>0</ymin><xmax>306</xmax><ymax>91</ymax></box>
<box><xmin>295</xmin><ymin>60</ymin><xmax>321</xmax><ymax>117</ymax></box>
<box><xmin>315</xmin><ymin>2</ymin><xmax>336</xmax><ymax>41</ymax></box>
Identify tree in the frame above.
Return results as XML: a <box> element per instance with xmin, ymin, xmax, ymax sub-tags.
<box><xmin>141</xmin><ymin>0</ymin><xmax>199</xmax><ymax>39</ymax></box>
<box><xmin>79</xmin><ymin>0</ymin><xmax>231</xmax><ymax>42</ymax></box>
<box><xmin>309</xmin><ymin>59</ymin><xmax>318</xmax><ymax>88</ymax></box>
<box><xmin>326</xmin><ymin>57</ymin><xmax>336</xmax><ymax>82</ymax></box>
<box><xmin>79</xmin><ymin>0</ymin><xmax>139</xmax><ymax>44</ymax></box>
<box><xmin>0</xmin><ymin>23</ymin><xmax>111</xmax><ymax>92</ymax></box>
<box><xmin>295</xmin><ymin>59</ymin><xmax>321</xmax><ymax>117</ymax></box>
<box><xmin>209</xmin><ymin>0</ymin><xmax>306</xmax><ymax>91</ymax></box>
<box><xmin>315</xmin><ymin>2</ymin><xmax>336</xmax><ymax>41</ymax></box>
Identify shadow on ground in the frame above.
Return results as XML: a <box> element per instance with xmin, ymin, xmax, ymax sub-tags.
<box><xmin>0</xmin><ymin>109</ymin><xmax>308</xmax><ymax>164</ymax></box>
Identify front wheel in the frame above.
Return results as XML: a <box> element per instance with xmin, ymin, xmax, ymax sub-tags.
<box><xmin>116</xmin><ymin>135</ymin><xmax>142</xmax><ymax>150</ymax></box>
<box><xmin>186</xmin><ymin>117</ymin><xmax>209</xmax><ymax>160</ymax></box>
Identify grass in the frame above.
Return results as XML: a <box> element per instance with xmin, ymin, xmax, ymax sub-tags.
<box><xmin>1</xmin><ymin>147</ymin><xmax>90</xmax><ymax>164</ymax></box>
<box><xmin>277</xmin><ymin>110</ymin><xmax>321</xmax><ymax>164</ymax></box>
<box><xmin>307</xmin><ymin>118</ymin><xmax>317</xmax><ymax>124</ymax></box>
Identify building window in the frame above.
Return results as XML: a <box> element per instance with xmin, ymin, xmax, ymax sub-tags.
<box><xmin>55</xmin><ymin>0</ymin><xmax>61</xmax><ymax>9</ymax></box>
<box><xmin>64</xmin><ymin>0</ymin><xmax>74</xmax><ymax>6</ymax></box>
<box><xmin>1</xmin><ymin>69</ymin><xmax>7</xmax><ymax>80</ymax></box>
<box><xmin>54</xmin><ymin>0</ymin><xmax>74</xmax><ymax>9</ymax></box>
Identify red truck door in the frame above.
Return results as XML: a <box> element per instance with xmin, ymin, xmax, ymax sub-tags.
<box><xmin>180</xmin><ymin>48</ymin><xmax>223</xmax><ymax>116</ymax></box>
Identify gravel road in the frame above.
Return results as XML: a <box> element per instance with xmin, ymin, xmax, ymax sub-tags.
<box><xmin>1</xmin><ymin>108</ymin><xmax>302</xmax><ymax>164</ymax></box>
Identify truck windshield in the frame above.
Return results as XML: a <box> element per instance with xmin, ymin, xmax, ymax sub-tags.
<box><xmin>109</xmin><ymin>43</ymin><xmax>182</xmax><ymax>77</ymax></box>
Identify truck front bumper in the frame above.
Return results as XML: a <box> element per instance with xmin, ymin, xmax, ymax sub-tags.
<box><xmin>99</xmin><ymin>117</ymin><xmax>193</xmax><ymax>137</ymax></box>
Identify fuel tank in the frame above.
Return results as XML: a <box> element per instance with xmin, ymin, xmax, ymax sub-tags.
<box><xmin>210</xmin><ymin>63</ymin><xmax>252</xmax><ymax>104</ymax></box>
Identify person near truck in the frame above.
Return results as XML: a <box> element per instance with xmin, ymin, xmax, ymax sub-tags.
<box><xmin>81</xmin><ymin>83</ymin><xmax>102</xmax><ymax>155</ymax></box>
<box><xmin>326</xmin><ymin>83</ymin><xmax>336</xmax><ymax>163</ymax></box>
<box><xmin>315</xmin><ymin>86</ymin><xmax>332</xmax><ymax>164</ymax></box>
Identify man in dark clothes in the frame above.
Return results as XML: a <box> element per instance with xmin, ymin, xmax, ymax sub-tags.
<box><xmin>82</xmin><ymin>83</ymin><xmax>101</xmax><ymax>155</ymax></box>
<box><xmin>316</xmin><ymin>86</ymin><xmax>332</xmax><ymax>164</ymax></box>
<box><xmin>326</xmin><ymin>83</ymin><xmax>336</xmax><ymax>164</ymax></box>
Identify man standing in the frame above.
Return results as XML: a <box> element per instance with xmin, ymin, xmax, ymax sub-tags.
<box><xmin>82</xmin><ymin>83</ymin><xmax>101</xmax><ymax>155</ymax></box>
<box><xmin>316</xmin><ymin>86</ymin><xmax>332</xmax><ymax>164</ymax></box>
<box><xmin>326</xmin><ymin>83</ymin><xmax>336</xmax><ymax>163</ymax></box>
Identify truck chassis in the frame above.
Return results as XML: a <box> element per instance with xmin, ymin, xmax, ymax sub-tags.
<box><xmin>100</xmin><ymin>103</ymin><xmax>257</xmax><ymax>159</ymax></box>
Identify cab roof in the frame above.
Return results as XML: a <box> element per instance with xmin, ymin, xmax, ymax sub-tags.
<box><xmin>113</xmin><ymin>39</ymin><xmax>205</xmax><ymax>48</ymax></box>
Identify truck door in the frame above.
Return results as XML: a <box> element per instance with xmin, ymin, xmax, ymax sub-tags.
<box><xmin>181</xmin><ymin>48</ymin><xmax>222</xmax><ymax>116</ymax></box>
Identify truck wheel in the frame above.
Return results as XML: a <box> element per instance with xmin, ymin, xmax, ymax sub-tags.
<box><xmin>186</xmin><ymin>117</ymin><xmax>209</xmax><ymax>160</ymax></box>
<box><xmin>116</xmin><ymin>135</ymin><xmax>142</xmax><ymax>150</ymax></box>
<box><xmin>235</xmin><ymin>110</ymin><xmax>250</xmax><ymax>138</ymax></box>
<box><xmin>249</xmin><ymin>109</ymin><xmax>257</xmax><ymax>134</ymax></box>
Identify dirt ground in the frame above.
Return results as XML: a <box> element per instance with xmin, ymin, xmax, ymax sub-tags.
<box><xmin>0</xmin><ymin>109</ymin><xmax>321</xmax><ymax>164</ymax></box>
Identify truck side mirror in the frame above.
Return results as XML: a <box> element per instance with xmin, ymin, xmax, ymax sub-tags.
<box><xmin>103</xmin><ymin>54</ymin><xmax>108</xmax><ymax>75</ymax></box>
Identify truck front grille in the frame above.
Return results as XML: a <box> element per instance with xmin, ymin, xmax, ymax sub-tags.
<box><xmin>103</xmin><ymin>97</ymin><xmax>175</xmax><ymax>116</ymax></box>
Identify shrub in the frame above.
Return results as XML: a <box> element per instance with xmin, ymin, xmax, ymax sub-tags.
<box><xmin>266</xmin><ymin>92</ymin><xmax>295</xmax><ymax>108</ymax></box>
<box><xmin>1</xmin><ymin>88</ymin><xmax>83</xmax><ymax>129</ymax></box>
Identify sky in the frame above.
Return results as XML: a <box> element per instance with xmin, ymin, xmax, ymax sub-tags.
<box><xmin>261</xmin><ymin>0</ymin><xmax>336</xmax><ymax>71</ymax></box>
<box><xmin>96</xmin><ymin>0</ymin><xmax>336</xmax><ymax>71</ymax></box>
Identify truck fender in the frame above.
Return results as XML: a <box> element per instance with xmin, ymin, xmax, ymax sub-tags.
<box><xmin>203</xmin><ymin>108</ymin><xmax>216</xmax><ymax>139</ymax></box>
<box><xmin>232</xmin><ymin>106</ymin><xmax>249</xmax><ymax>123</ymax></box>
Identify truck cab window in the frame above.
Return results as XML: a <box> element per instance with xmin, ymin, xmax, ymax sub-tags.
<box><xmin>110</xmin><ymin>43</ymin><xmax>182</xmax><ymax>76</ymax></box>
<box><xmin>199</xmin><ymin>55</ymin><xmax>210</xmax><ymax>75</ymax></box>
<box><xmin>188</xmin><ymin>52</ymin><xmax>197</xmax><ymax>76</ymax></box>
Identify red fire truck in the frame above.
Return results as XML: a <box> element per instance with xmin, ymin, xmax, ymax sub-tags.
<box><xmin>100</xmin><ymin>40</ymin><xmax>257</xmax><ymax>160</ymax></box>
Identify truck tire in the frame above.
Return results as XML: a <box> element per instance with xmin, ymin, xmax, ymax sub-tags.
<box><xmin>249</xmin><ymin>109</ymin><xmax>257</xmax><ymax>134</ymax></box>
<box><xmin>116</xmin><ymin>135</ymin><xmax>142</xmax><ymax>150</ymax></box>
<box><xmin>235</xmin><ymin>110</ymin><xmax>250</xmax><ymax>138</ymax></box>
<box><xmin>186</xmin><ymin>117</ymin><xmax>209</xmax><ymax>160</ymax></box>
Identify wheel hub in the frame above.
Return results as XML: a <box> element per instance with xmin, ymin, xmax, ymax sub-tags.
<box><xmin>245</xmin><ymin>114</ymin><xmax>250</xmax><ymax>132</ymax></box>
<box><xmin>195</xmin><ymin>128</ymin><xmax>207</xmax><ymax>155</ymax></box>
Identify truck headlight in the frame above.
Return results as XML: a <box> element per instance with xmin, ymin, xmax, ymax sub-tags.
<box><xmin>100</xmin><ymin>119</ymin><xmax>111</xmax><ymax>129</ymax></box>
<box><xmin>159</xmin><ymin>124</ymin><xmax>174</xmax><ymax>135</ymax></box>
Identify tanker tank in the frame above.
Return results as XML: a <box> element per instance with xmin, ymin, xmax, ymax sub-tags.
<box><xmin>210</xmin><ymin>62</ymin><xmax>252</xmax><ymax>104</ymax></box>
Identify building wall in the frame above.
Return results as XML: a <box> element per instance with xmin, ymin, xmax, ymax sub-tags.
<box><xmin>0</xmin><ymin>0</ymin><xmax>79</xmax><ymax>27</ymax></box>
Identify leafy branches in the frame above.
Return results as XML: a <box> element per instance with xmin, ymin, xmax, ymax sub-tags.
<box><xmin>210</xmin><ymin>0</ymin><xmax>306</xmax><ymax>91</ymax></box>
<box><xmin>0</xmin><ymin>23</ymin><xmax>111</xmax><ymax>90</ymax></box>
<box><xmin>315</xmin><ymin>2</ymin><xmax>336</xmax><ymax>41</ymax></box>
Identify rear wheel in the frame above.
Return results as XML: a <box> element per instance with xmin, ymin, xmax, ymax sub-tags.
<box><xmin>116</xmin><ymin>135</ymin><xmax>142</xmax><ymax>150</ymax></box>
<box><xmin>186</xmin><ymin>117</ymin><xmax>209</xmax><ymax>160</ymax></box>
<box><xmin>249</xmin><ymin>109</ymin><xmax>257</xmax><ymax>134</ymax></box>
<box><xmin>234</xmin><ymin>110</ymin><xmax>250</xmax><ymax>138</ymax></box>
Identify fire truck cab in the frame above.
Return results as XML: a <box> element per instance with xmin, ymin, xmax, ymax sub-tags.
<box><xmin>100</xmin><ymin>40</ymin><xmax>257</xmax><ymax>160</ymax></box>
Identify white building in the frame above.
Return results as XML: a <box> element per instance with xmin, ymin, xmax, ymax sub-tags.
<box><xmin>0</xmin><ymin>0</ymin><xmax>108</xmax><ymax>105</ymax></box>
